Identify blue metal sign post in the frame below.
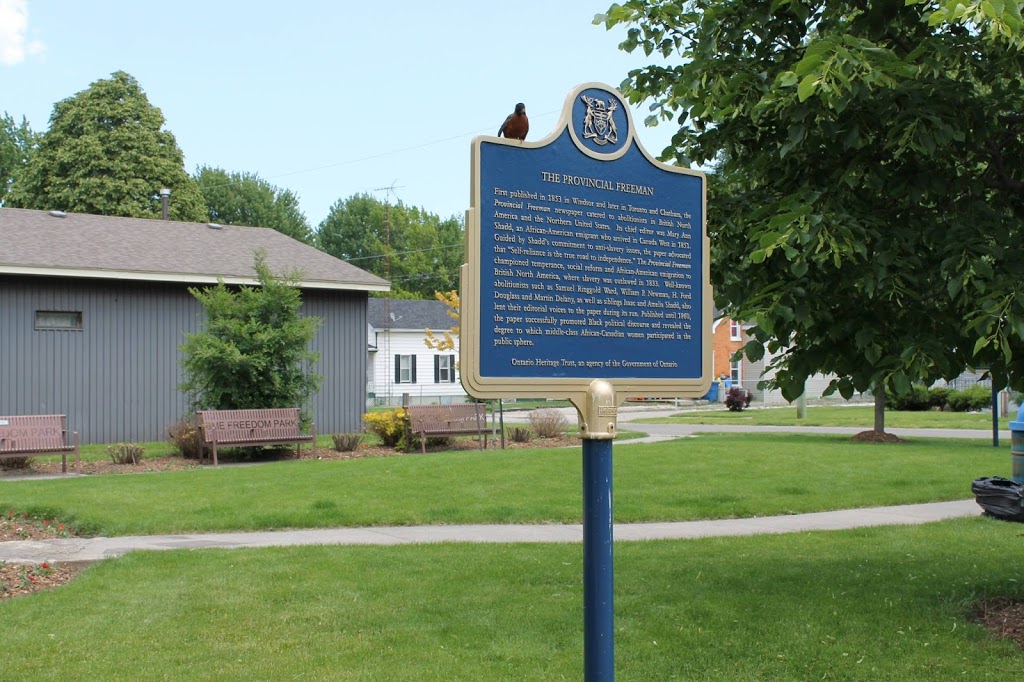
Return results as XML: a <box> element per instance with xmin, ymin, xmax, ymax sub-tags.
<box><xmin>584</xmin><ymin>437</ymin><xmax>614</xmax><ymax>680</ymax></box>
<box><xmin>462</xmin><ymin>84</ymin><xmax>710</xmax><ymax>681</ymax></box>
<box><xmin>581</xmin><ymin>379</ymin><xmax>617</xmax><ymax>680</ymax></box>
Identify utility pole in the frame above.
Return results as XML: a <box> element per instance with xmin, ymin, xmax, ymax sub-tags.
<box><xmin>374</xmin><ymin>182</ymin><xmax>402</xmax><ymax>404</ymax></box>
<box><xmin>373</xmin><ymin>181</ymin><xmax>403</xmax><ymax>287</ymax></box>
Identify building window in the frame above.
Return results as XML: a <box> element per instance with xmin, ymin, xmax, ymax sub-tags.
<box><xmin>435</xmin><ymin>354</ymin><xmax>455</xmax><ymax>383</ymax></box>
<box><xmin>729</xmin><ymin>320</ymin><xmax>742</xmax><ymax>341</ymax></box>
<box><xmin>730</xmin><ymin>360</ymin><xmax>742</xmax><ymax>384</ymax></box>
<box><xmin>35</xmin><ymin>311</ymin><xmax>83</xmax><ymax>331</ymax></box>
<box><xmin>395</xmin><ymin>354</ymin><xmax>417</xmax><ymax>384</ymax></box>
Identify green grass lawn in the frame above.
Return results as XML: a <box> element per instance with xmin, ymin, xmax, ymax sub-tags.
<box><xmin>0</xmin><ymin>517</ymin><xmax>1020</xmax><ymax>680</ymax></box>
<box><xmin>639</xmin><ymin>404</ymin><xmax>1013</xmax><ymax>429</ymax></box>
<box><xmin>0</xmin><ymin>434</ymin><xmax>1002</xmax><ymax>536</ymax></box>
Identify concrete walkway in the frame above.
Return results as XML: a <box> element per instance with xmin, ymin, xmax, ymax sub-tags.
<box><xmin>0</xmin><ymin>406</ymin><xmax>996</xmax><ymax>564</ymax></box>
<box><xmin>618</xmin><ymin>421</ymin><xmax>1010</xmax><ymax>443</ymax></box>
<box><xmin>538</xmin><ymin>403</ymin><xmax>1012</xmax><ymax>442</ymax></box>
<box><xmin>0</xmin><ymin>499</ymin><xmax>981</xmax><ymax>565</ymax></box>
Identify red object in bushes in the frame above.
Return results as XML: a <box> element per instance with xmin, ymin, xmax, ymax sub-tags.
<box><xmin>725</xmin><ymin>387</ymin><xmax>753</xmax><ymax>411</ymax></box>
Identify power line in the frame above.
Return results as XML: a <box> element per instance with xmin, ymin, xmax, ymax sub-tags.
<box><xmin>385</xmin><ymin>272</ymin><xmax>460</xmax><ymax>284</ymax></box>
<box><xmin>270</xmin><ymin>110</ymin><xmax>558</xmax><ymax>183</ymax></box>
<box><xmin>197</xmin><ymin>109</ymin><xmax>572</xmax><ymax>283</ymax></box>
<box><xmin>343</xmin><ymin>243</ymin><xmax>463</xmax><ymax>263</ymax></box>
<box><xmin>193</xmin><ymin>109</ymin><xmax>561</xmax><ymax>193</ymax></box>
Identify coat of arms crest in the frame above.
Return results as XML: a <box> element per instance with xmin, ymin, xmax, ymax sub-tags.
<box><xmin>580</xmin><ymin>95</ymin><xmax>619</xmax><ymax>146</ymax></box>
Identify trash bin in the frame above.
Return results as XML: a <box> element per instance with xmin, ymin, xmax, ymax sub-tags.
<box><xmin>703</xmin><ymin>384</ymin><xmax>719</xmax><ymax>402</ymax></box>
<box><xmin>1011</xmin><ymin>403</ymin><xmax>1024</xmax><ymax>484</ymax></box>
<box><xmin>972</xmin><ymin>476</ymin><xmax>1024</xmax><ymax>522</ymax></box>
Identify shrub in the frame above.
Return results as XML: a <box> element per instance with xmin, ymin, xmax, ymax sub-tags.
<box><xmin>888</xmin><ymin>384</ymin><xmax>931</xmax><ymax>411</ymax></box>
<box><xmin>179</xmin><ymin>251</ymin><xmax>322</xmax><ymax>413</ymax></box>
<box><xmin>725</xmin><ymin>386</ymin><xmax>753</xmax><ymax>411</ymax></box>
<box><xmin>928</xmin><ymin>386</ymin><xmax>952</xmax><ymax>411</ymax></box>
<box><xmin>529</xmin><ymin>408</ymin><xmax>569</xmax><ymax>438</ymax></box>
<box><xmin>167</xmin><ymin>419</ymin><xmax>205</xmax><ymax>459</ymax></box>
<box><xmin>107</xmin><ymin>443</ymin><xmax>144</xmax><ymax>465</ymax></box>
<box><xmin>330</xmin><ymin>433</ymin><xmax>362</xmax><ymax>452</ymax></box>
<box><xmin>508</xmin><ymin>426</ymin><xmax>532</xmax><ymax>443</ymax></box>
<box><xmin>947</xmin><ymin>385</ymin><xmax>991</xmax><ymax>412</ymax></box>
<box><xmin>0</xmin><ymin>457</ymin><xmax>30</xmax><ymax>471</ymax></box>
<box><xmin>362</xmin><ymin>408</ymin><xmax>407</xmax><ymax>447</ymax></box>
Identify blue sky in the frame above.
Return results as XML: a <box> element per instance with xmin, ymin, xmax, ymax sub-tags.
<box><xmin>1</xmin><ymin>0</ymin><xmax>677</xmax><ymax>227</ymax></box>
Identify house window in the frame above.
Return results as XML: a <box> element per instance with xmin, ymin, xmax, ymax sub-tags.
<box><xmin>730</xmin><ymin>360</ymin><xmax>742</xmax><ymax>384</ymax></box>
<box><xmin>434</xmin><ymin>354</ymin><xmax>456</xmax><ymax>383</ymax></box>
<box><xmin>35</xmin><ymin>311</ymin><xmax>83</xmax><ymax>331</ymax></box>
<box><xmin>395</xmin><ymin>354</ymin><xmax>417</xmax><ymax>384</ymax></box>
<box><xmin>729</xmin><ymin>320</ymin><xmax>742</xmax><ymax>341</ymax></box>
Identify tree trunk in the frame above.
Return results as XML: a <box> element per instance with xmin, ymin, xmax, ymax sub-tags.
<box><xmin>873</xmin><ymin>379</ymin><xmax>886</xmax><ymax>434</ymax></box>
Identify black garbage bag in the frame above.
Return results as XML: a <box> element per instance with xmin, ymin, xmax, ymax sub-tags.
<box><xmin>972</xmin><ymin>477</ymin><xmax>1024</xmax><ymax>521</ymax></box>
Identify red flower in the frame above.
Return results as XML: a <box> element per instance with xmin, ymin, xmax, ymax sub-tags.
<box><xmin>42</xmin><ymin>520</ymin><xmax>50</xmax><ymax>526</ymax></box>
<box><xmin>40</xmin><ymin>563</ymin><xmax>50</xmax><ymax>569</ymax></box>
<box><xmin>57</xmin><ymin>524</ymin><xmax>64</xmax><ymax>530</ymax></box>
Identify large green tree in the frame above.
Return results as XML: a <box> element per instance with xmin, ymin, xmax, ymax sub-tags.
<box><xmin>600</xmin><ymin>0</ymin><xmax>1024</xmax><ymax>433</ymax></box>
<box><xmin>195</xmin><ymin>165</ymin><xmax>312</xmax><ymax>242</ymax></box>
<box><xmin>180</xmin><ymin>251</ymin><xmax>322</xmax><ymax>412</ymax></box>
<box><xmin>7</xmin><ymin>71</ymin><xmax>206</xmax><ymax>221</ymax></box>
<box><xmin>0</xmin><ymin>112</ymin><xmax>37</xmax><ymax>205</ymax></box>
<box><xmin>316</xmin><ymin>193</ymin><xmax>464</xmax><ymax>299</ymax></box>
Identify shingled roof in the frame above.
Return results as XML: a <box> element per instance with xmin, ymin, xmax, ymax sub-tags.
<box><xmin>368</xmin><ymin>298</ymin><xmax>456</xmax><ymax>331</ymax></box>
<box><xmin>0</xmin><ymin>208</ymin><xmax>390</xmax><ymax>292</ymax></box>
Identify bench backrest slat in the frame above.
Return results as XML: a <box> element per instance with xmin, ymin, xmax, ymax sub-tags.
<box><xmin>197</xmin><ymin>408</ymin><xmax>305</xmax><ymax>443</ymax></box>
<box><xmin>0</xmin><ymin>415</ymin><xmax>69</xmax><ymax>451</ymax></box>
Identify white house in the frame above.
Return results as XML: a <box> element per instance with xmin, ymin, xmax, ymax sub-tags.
<box><xmin>742</xmin><ymin>338</ymin><xmax>873</xmax><ymax>406</ymax></box>
<box><xmin>367</xmin><ymin>299</ymin><xmax>470</xmax><ymax>406</ymax></box>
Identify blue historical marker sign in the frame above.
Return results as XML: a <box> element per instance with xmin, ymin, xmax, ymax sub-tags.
<box><xmin>462</xmin><ymin>83</ymin><xmax>711</xmax><ymax>402</ymax></box>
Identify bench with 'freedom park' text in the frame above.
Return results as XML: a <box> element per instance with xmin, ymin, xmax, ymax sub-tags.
<box><xmin>0</xmin><ymin>414</ymin><xmax>80</xmax><ymax>474</ymax></box>
<box><xmin>196</xmin><ymin>408</ymin><xmax>316</xmax><ymax>466</ymax></box>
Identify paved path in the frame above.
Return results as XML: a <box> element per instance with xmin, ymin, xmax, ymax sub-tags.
<box><xmin>0</xmin><ymin>406</ymin><xmax>996</xmax><ymax>564</ymax></box>
<box><xmin>495</xmin><ymin>403</ymin><xmax>1011</xmax><ymax>445</ymax></box>
<box><xmin>619</xmin><ymin>420</ymin><xmax>1009</xmax><ymax>442</ymax></box>
<box><xmin>0</xmin><ymin>500</ymin><xmax>981</xmax><ymax>564</ymax></box>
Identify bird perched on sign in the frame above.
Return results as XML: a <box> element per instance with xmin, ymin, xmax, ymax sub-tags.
<box><xmin>498</xmin><ymin>103</ymin><xmax>529</xmax><ymax>140</ymax></box>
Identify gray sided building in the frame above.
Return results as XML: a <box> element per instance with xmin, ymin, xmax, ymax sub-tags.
<box><xmin>0</xmin><ymin>208</ymin><xmax>389</xmax><ymax>444</ymax></box>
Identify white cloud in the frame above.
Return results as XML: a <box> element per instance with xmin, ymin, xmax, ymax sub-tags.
<box><xmin>0</xmin><ymin>0</ymin><xmax>45</xmax><ymax>66</ymax></box>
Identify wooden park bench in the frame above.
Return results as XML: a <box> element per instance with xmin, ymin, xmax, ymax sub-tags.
<box><xmin>0</xmin><ymin>414</ymin><xmax>80</xmax><ymax>474</ymax></box>
<box><xmin>407</xmin><ymin>403</ymin><xmax>488</xmax><ymax>453</ymax></box>
<box><xmin>196</xmin><ymin>408</ymin><xmax>316</xmax><ymax>466</ymax></box>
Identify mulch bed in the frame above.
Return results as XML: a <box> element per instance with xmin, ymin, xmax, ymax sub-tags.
<box><xmin>0</xmin><ymin>561</ymin><xmax>84</xmax><ymax>601</ymax></box>
<box><xmin>1</xmin><ymin>511</ymin><xmax>86</xmax><ymax>601</ymax></box>
<box><xmin>2</xmin><ymin>433</ymin><xmax>582</xmax><ymax>479</ymax></box>
<box><xmin>850</xmin><ymin>430</ymin><xmax>908</xmax><ymax>443</ymax></box>
<box><xmin>971</xmin><ymin>598</ymin><xmax>1024</xmax><ymax>649</ymax></box>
